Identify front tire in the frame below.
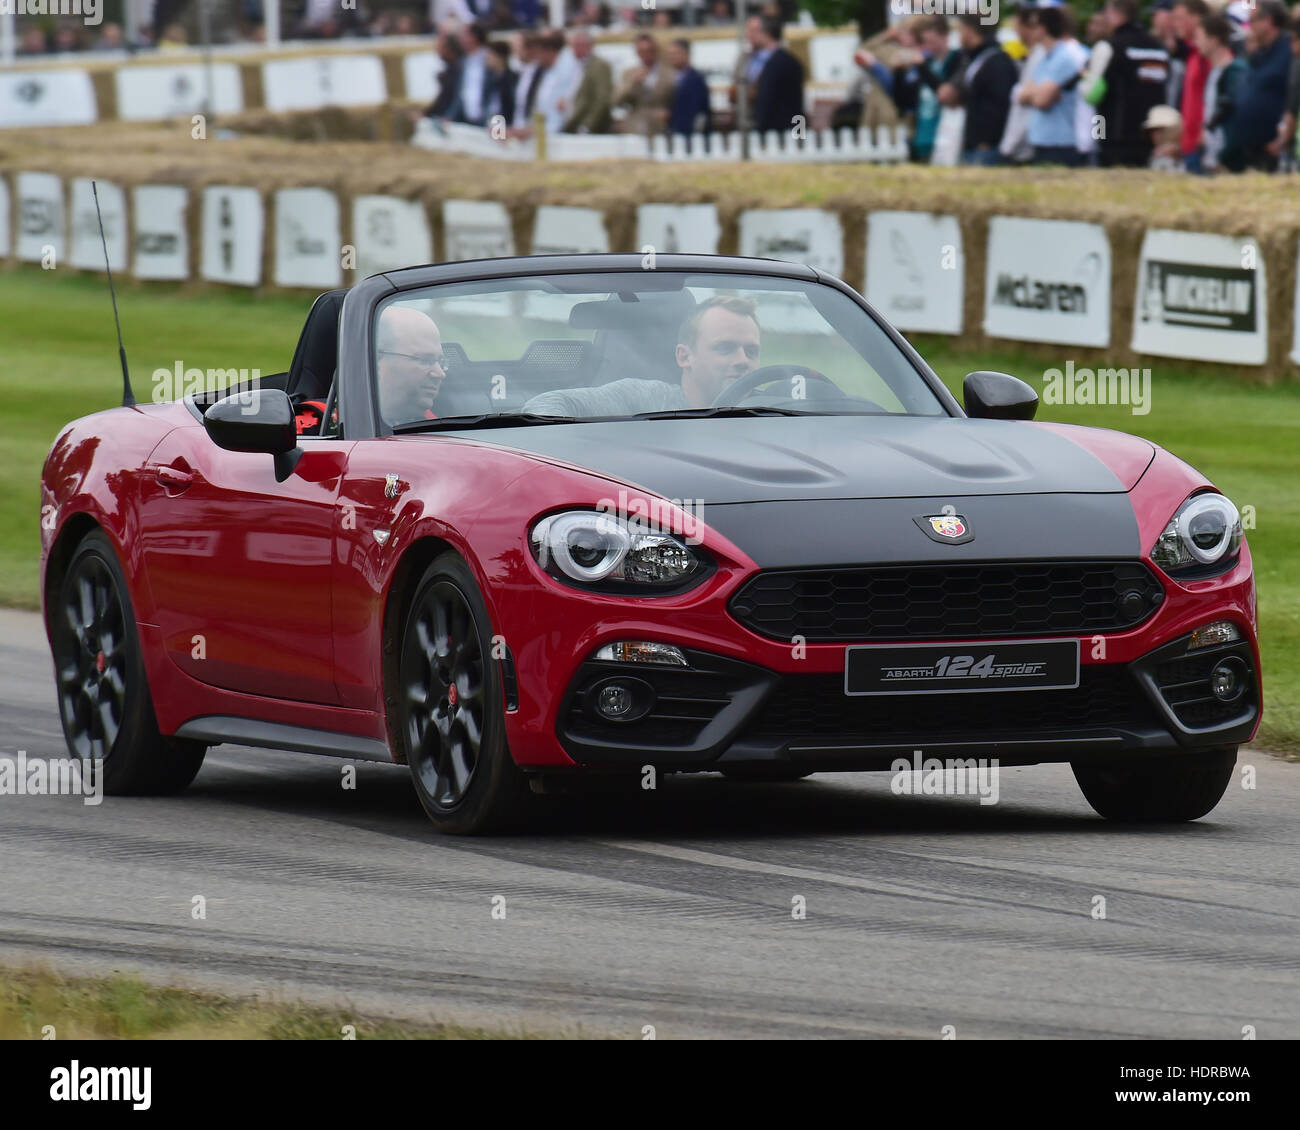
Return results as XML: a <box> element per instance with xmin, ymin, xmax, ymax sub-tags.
<box><xmin>1072</xmin><ymin>748</ymin><xmax>1237</xmax><ymax>823</ymax></box>
<box><xmin>398</xmin><ymin>552</ymin><xmax>530</xmax><ymax>834</ymax></box>
<box><xmin>51</xmin><ymin>530</ymin><xmax>206</xmax><ymax>794</ymax></box>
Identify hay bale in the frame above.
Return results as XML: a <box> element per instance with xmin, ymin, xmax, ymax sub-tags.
<box><xmin>3</xmin><ymin>121</ymin><xmax>1299</xmax><ymax>375</ymax></box>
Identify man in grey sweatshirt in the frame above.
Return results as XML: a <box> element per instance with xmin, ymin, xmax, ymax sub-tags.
<box><xmin>524</xmin><ymin>295</ymin><xmax>762</xmax><ymax>417</ymax></box>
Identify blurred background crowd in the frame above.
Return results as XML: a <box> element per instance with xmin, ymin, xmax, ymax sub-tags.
<box><xmin>11</xmin><ymin>0</ymin><xmax>1300</xmax><ymax>172</ymax></box>
<box><xmin>11</xmin><ymin>0</ymin><xmax>780</xmax><ymax>52</ymax></box>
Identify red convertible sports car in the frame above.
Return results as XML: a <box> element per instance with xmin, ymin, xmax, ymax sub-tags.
<box><xmin>40</xmin><ymin>255</ymin><xmax>1259</xmax><ymax>833</ymax></box>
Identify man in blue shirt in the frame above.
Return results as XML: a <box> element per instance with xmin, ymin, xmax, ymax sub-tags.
<box><xmin>455</xmin><ymin>24</ymin><xmax>492</xmax><ymax>128</ymax></box>
<box><xmin>741</xmin><ymin>14</ymin><xmax>804</xmax><ymax>133</ymax></box>
<box><xmin>1224</xmin><ymin>0</ymin><xmax>1292</xmax><ymax>171</ymax></box>
<box><xmin>668</xmin><ymin>38</ymin><xmax>712</xmax><ymax>137</ymax></box>
<box><xmin>1018</xmin><ymin>5</ymin><xmax>1086</xmax><ymax>165</ymax></box>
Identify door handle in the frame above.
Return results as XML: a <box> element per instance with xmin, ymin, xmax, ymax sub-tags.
<box><xmin>157</xmin><ymin>466</ymin><xmax>194</xmax><ymax>492</ymax></box>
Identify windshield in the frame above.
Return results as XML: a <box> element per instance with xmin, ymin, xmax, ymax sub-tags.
<box><xmin>372</xmin><ymin>271</ymin><xmax>947</xmax><ymax>430</ymax></box>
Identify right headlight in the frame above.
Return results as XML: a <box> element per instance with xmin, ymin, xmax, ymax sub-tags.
<box><xmin>1150</xmin><ymin>493</ymin><xmax>1242</xmax><ymax>576</ymax></box>
<box><xmin>529</xmin><ymin>510</ymin><xmax>708</xmax><ymax>593</ymax></box>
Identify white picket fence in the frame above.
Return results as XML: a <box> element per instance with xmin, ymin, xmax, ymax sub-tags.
<box><xmin>412</xmin><ymin>118</ymin><xmax>910</xmax><ymax>164</ymax></box>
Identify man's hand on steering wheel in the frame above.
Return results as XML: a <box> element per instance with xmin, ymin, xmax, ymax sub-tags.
<box><xmin>712</xmin><ymin>364</ymin><xmax>840</xmax><ymax>408</ymax></box>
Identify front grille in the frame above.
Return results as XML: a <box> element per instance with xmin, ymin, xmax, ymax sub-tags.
<box><xmin>729</xmin><ymin>561</ymin><xmax>1164</xmax><ymax>642</ymax></box>
<box><xmin>747</xmin><ymin>667</ymin><xmax>1159</xmax><ymax>742</ymax></box>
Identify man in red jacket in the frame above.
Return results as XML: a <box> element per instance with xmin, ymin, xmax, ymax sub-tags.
<box><xmin>1172</xmin><ymin>0</ymin><xmax>1211</xmax><ymax>172</ymax></box>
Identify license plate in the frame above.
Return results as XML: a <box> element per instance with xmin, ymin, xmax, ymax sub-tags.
<box><xmin>844</xmin><ymin>639</ymin><xmax>1081</xmax><ymax>696</ymax></box>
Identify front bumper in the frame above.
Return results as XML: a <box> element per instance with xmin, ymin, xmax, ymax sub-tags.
<box><xmin>551</xmin><ymin>632</ymin><xmax>1258</xmax><ymax>773</ymax></box>
<box><xmin>498</xmin><ymin>529</ymin><xmax>1258</xmax><ymax>769</ymax></box>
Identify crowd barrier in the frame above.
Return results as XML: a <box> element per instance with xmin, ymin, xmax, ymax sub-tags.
<box><xmin>2</xmin><ymin>167</ymin><xmax>1294</xmax><ymax>373</ymax></box>
<box><xmin>412</xmin><ymin>119</ymin><xmax>910</xmax><ymax>163</ymax></box>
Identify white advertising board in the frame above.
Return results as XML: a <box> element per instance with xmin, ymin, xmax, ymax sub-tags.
<box><xmin>738</xmin><ymin>208</ymin><xmax>844</xmax><ymax>276</ymax></box>
<box><xmin>69</xmin><ymin>178</ymin><xmax>127</xmax><ymax>272</ymax></box>
<box><xmin>865</xmin><ymin>211</ymin><xmax>964</xmax><ymax>335</ymax></box>
<box><xmin>274</xmin><ymin>187</ymin><xmax>342</xmax><ymax>289</ymax></box>
<box><xmin>352</xmin><ymin>195</ymin><xmax>433</xmax><ymax>279</ymax></box>
<box><xmin>201</xmin><ymin>186</ymin><xmax>264</xmax><ymax>286</ymax></box>
<box><xmin>443</xmin><ymin>199</ymin><xmax>514</xmax><ymax>261</ymax></box>
<box><xmin>636</xmin><ymin>203</ymin><xmax>720</xmax><ymax>255</ymax></box>
<box><xmin>133</xmin><ymin>185</ymin><xmax>189</xmax><ymax>280</ymax></box>
<box><xmin>402</xmin><ymin>51</ymin><xmax>447</xmax><ymax>105</ymax></box>
<box><xmin>15</xmin><ymin>171</ymin><xmax>64</xmax><ymax>264</ymax></box>
<box><xmin>983</xmin><ymin>216</ymin><xmax>1111</xmax><ymax>347</ymax></box>
<box><xmin>0</xmin><ymin>70</ymin><xmax>97</xmax><ymax>128</ymax></box>
<box><xmin>530</xmin><ymin>205</ymin><xmax>609</xmax><ymax>254</ymax></box>
<box><xmin>115</xmin><ymin>63</ymin><xmax>244</xmax><ymax>121</ymax></box>
<box><xmin>0</xmin><ymin>176</ymin><xmax>9</xmax><ymax>258</ymax></box>
<box><xmin>1133</xmin><ymin>229</ymin><xmax>1267</xmax><ymax>366</ymax></box>
<box><xmin>262</xmin><ymin>55</ymin><xmax>387</xmax><ymax>111</ymax></box>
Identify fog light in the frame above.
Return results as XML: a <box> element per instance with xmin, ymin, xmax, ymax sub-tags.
<box><xmin>597</xmin><ymin>683</ymin><xmax>634</xmax><ymax>719</ymax></box>
<box><xmin>1188</xmin><ymin>621</ymin><xmax>1242</xmax><ymax>650</ymax></box>
<box><xmin>1210</xmin><ymin>658</ymin><xmax>1247</xmax><ymax>703</ymax></box>
<box><xmin>589</xmin><ymin>676</ymin><xmax>654</xmax><ymax>723</ymax></box>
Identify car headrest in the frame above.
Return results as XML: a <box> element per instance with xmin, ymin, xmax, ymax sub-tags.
<box><xmin>286</xmin><ymin>289</ymin><xmax>348</xmax><ymax>401</ymax></box>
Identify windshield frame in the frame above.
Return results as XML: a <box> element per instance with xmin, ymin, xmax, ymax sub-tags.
<box><xmin>338</xmin><ymin>254</ymin><xmax>963</xmax><ymax>440</ymax></box>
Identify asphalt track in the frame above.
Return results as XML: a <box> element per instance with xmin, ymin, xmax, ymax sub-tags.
<box><xmin>1</xmin><ymin>607</ymin><xmax>1296</xmax><ymax>1039</ymax></box>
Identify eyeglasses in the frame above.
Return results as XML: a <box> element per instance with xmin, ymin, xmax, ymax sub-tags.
<box><xmin>381</xmin><ymin>350</ymin><xmax>446</xmax><ymax>370</ymax></box>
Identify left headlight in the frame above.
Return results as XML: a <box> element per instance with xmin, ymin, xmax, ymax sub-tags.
<box><xmin>1151</xmin><ymin>492</ymin><xmax>1242</xmax><ymax>576</ymax></box>
<box><xmin>529</xmin><ymin>510</ymin><xmax>708</xmax><ymax>592</ymax></box>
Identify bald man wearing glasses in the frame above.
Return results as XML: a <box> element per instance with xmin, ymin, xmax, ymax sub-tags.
<box><xmin>377</xmin><ymin>306</ymin><xmax>448</xmax><ymax>425</ymax></box>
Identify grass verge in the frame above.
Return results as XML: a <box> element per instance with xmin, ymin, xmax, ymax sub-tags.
<box><xmin>0</xmin><ymin>963</ymin><xmax>555</xmax><ymax>1039</ymax></box>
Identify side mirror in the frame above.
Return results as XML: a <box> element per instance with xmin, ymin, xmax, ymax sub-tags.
<box><xmin>203</xmin><ymin>389</ymin><xmax>302</xmax><ymax>481</ymax></box>
<box><xmin>963</xmin><ymin>371</ymin><xmax>1039</xmax><ymax>421</ymax></box>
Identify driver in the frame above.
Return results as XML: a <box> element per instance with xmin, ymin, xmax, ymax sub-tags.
<box><xmin>377</xmin><ymin>306</ymin><xmax>448</xmax><ymax>425</ymax></box>
<box><xmin>523</xmin><ymin>295</ymin><xmax>760</xmax><ymax>417</ymax></box>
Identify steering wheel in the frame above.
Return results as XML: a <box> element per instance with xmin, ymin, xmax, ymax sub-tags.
<box><xmin>712</xmin><ymin>364</ymin><xmax>841</xmax><ymax>408</ymax></box>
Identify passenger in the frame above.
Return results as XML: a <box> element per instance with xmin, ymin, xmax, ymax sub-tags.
<box><xmin>376</xmin><ymin>306</ymin><xmax>448</xmax><ymax>425</ymax></box>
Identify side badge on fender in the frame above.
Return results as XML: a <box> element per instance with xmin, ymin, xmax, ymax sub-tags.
<box><xmin>914</xmin><ymin>513</ymin><xmax>974</xmax><ymax>544</ymax></box>
<box><xmin>384</xmin><ymin>473</ymin><xmax>401</xmax><ymax>500</ymax></box>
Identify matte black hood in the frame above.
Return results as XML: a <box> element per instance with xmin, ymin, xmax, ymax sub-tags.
<box><xmin>440</xmin><ymin>415</ymin><xmax>1143</xmax><ymax>505</ymax></box>
<box><xmin>437</xmin><ymin>414</ymin><xmax>1152</xmax><ymax>566</ymax></box>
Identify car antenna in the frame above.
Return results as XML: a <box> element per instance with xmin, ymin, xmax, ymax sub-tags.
<box><xmin>92</xmin><ymin>180</ymin><xmax>135</xmax><ymax>408</ymax></box>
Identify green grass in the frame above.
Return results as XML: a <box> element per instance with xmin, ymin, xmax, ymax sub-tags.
<box><xmin>1</xmin><ymin>267</ymin><xmax>1294</xmax><ymax>751</ymax></box>
<box><xmin>0</xmin><ymin>963</ymin><xmax>557</xmax><ymax>1039</ymax></box>
<box><xmin>0</xmin><ymin>269</ymin><xmax>311</xmax><ymax>610</ymax></box>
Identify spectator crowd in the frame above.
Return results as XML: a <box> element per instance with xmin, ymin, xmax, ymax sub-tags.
<box><xmin>853</xmin><ymin>0</ymin><xmax>1300</xmax><ymax>173</ymax></box>
<box><xmin>418</xmin><ymin>10</ymin><xmax>804</xmax><ymax>138</ymax></box>
<box><xmin>13</xmin><ymin>0</ymin><xmax>1300</xmax><ymax>172</ymax></box>
<box><xmin>11</xmin><ymin>0</ymin><xmax>762</xmax><ymax>55</ymax></box>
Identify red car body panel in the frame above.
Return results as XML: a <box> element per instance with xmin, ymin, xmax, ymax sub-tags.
<box><xmin>38</xmin><ymin>253</ymin><xmax>1260</xmax><ymax>788</ymax></box>
<box><xmin>41</xmin><ymin>399</ymin><xmax>1262</xmax><ymax>769</ymax></box>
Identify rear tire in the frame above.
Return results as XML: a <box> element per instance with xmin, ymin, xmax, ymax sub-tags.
<box><xmin>51</xmin><ymin>530</ymin><xmax>206</xmax><ymax>794</ymax></box>
<box><xmin>1072</xmin><ymin>748</ymin><xmax>1237</xmax><ymax>823</ymax></box>
<box><xmin>398</xmin><ymin>552</ymin><xmax>531</xmax><ymax>834</ymax></box>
